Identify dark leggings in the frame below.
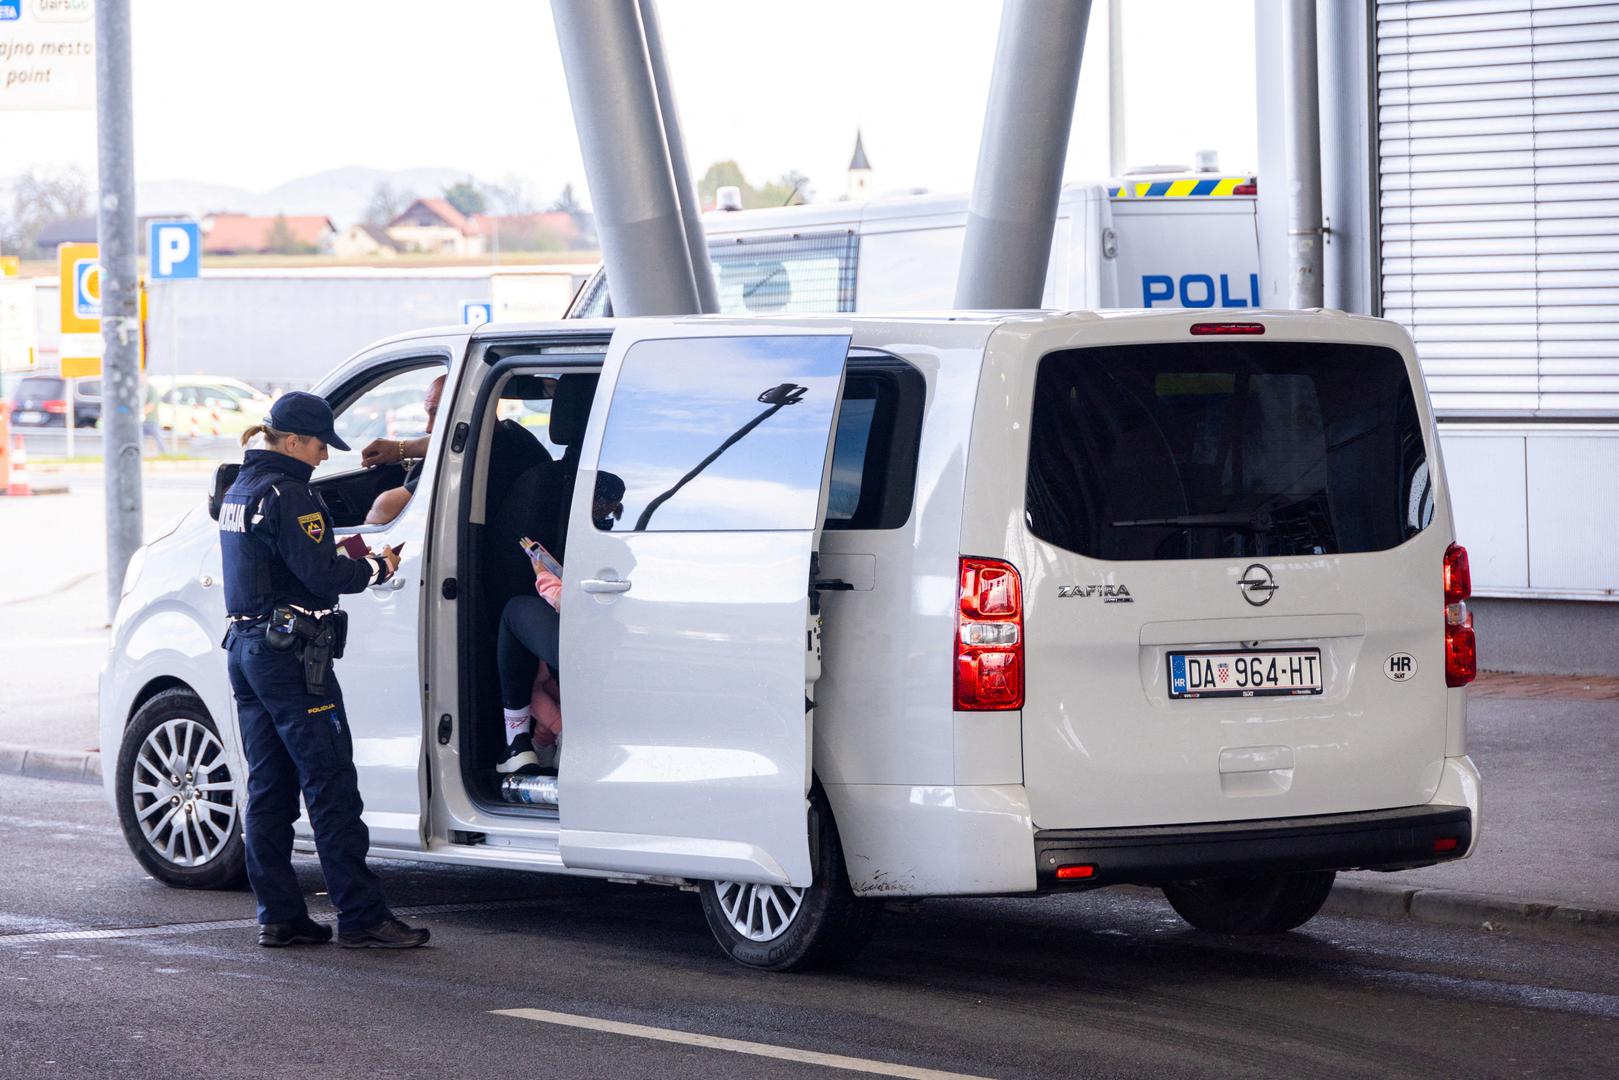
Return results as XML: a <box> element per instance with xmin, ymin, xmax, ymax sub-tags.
<box><xmin>498</xmin><ymin>595</ymin><xmax>560</xmax><ymax>710</ymax></box>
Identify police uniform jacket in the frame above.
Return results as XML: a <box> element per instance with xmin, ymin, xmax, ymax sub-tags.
<box><xmin>220</xmin><ymin>450</ymin><xmax>390</xmax><ymax>618</ymax></box>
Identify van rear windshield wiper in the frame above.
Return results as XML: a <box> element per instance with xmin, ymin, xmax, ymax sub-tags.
<box><xmin>1111</xmin><ymin>494</ymin><xmax>1327</xmax><ymax>535</ymax></box>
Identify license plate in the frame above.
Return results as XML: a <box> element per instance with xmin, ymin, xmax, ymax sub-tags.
<box><xmin>15</xmin><ymin>410</ymin><xmax>43</xmax><ymax>424</ymax></box>
<box><xmin>1168</xmin><ymin>649</ymin><xmax>1323</xmax><ymax>699</ymax></box>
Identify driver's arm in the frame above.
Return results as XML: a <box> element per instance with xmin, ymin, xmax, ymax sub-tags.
<box><xmin>360</xmin><ymin>435</ymin><xmax>430</xmax><ymax>469</ymax></box>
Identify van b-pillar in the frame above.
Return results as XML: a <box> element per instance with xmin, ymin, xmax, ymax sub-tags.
<box><xmin>955</xmin><ymin>0</ymin><xmax>1092</xmax><ymax>311</ymax></box>
<box><xmin>551</xmin><ymin>0</ymin><xmax>717</xmax><ymax>316</ymax></box>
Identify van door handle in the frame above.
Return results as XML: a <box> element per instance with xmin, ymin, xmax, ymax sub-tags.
<box><xmin>371</xmin><ymin>576</ymin><xmax>406</xmax><ymax>593</ymax></box>
<box><xmin>581</xmin><ymin>577</ymin><xmax>631</xmax><ymax>595</ymax></box>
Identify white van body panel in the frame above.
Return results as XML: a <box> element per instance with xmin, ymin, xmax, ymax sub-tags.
<box><xmin>959</xmin><ymin>311</ymin><xmax>1463</xmax><ymax>831</ymax></box>
<box><xmin>557</xmin><ymin>321</ymin><xmax>852</xmax><ymax>887</ymax></box>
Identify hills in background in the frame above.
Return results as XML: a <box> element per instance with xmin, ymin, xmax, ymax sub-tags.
<box><xmin>135</xmin><ymin>165</ymin><xmax>475</xmax><ymax>228</ymax></box>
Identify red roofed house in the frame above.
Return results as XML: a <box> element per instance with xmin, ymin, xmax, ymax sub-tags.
<box><xmin>201</xmin><ymin>213</ymin><xmax>336</xmax><ymax>255</ymax></box>
<box><xmin>386</xmin><ymin>197</ymin><xmax>485</xmax><ymax>256</ymax></box>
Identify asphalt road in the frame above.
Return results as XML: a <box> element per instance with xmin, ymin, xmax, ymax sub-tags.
<box><xmin>3</xmin><ymin>772</ymin><xmax>1615</xmax><ymax>1080</ymax></box>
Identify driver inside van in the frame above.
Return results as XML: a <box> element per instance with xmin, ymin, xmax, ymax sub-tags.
<box><xmin>357</xmin><ymin>374</ymin><xmax>444</xmax><ymax>525</ymax></box>
<box><xmin>495</xmin><ymin>472</ymin><xmax>625</xmax><ymax>776</ymax></box>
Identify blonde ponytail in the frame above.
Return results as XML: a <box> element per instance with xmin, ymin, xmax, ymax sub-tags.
<box><xmin>240</xmin><ymin>423</ymin><xmax>287</xmax><ymax>448</ymax></box>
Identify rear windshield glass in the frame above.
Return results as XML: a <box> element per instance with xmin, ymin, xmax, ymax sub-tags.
<box><xmin>1025</xmin><ymin>342</ymin><xmax>1433</xmax><ymax>561</ymax></box>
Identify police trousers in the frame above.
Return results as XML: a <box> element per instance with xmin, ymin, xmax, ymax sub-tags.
<box><xmin>225</xmin><ymin>627</ymin><xmax>390</xmax><ymax>935</ymax></box>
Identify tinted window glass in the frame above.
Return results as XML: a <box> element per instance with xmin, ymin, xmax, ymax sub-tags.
<box><xmin>826</xmin><ymin>395</ymin><xmax>875</xmax><ymax>521</ymax></box>
<box><xmin>1025</xmin><ymin>342</ymin><xmax>1432</xmax><ymax>561</ymax></box>
<box><xmin>823</xmin><ymin>362</ymin><xmax>925</xmax><ymax>531</ymax></box>
<box><xmin>596</xmin><ymin>335</ymin><xmax>848</xmax><ymax>532</ymax></box>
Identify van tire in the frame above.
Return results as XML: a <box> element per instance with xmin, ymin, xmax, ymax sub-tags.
<box><xmin>115</xmin><ymin>688</ymin><xmax>248</xmax><ymax>890</ymax></box>
<box><xmin>1162</xmin><ymin>870</ymin><xmax>1336</xmax><ymax>934</ymax></box>
<box><xmin>697</xmin><ymin>788</ymin><xmax>879</xmax><ymax>971</ymax></box>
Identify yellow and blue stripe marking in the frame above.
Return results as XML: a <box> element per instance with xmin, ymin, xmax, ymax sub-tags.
<box><xmin>1111</xmin><ymin>177</ymin><xmax>1254</xmax><ymax>198</ymax></box>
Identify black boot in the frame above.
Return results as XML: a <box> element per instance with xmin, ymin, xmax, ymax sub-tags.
<box><xmin>338</xmin><ymin>917</ymin><xmax>431</xmax><ymax>950</ymax></box>
<box><xmin>258</xmin><ymin>915</ymin><xmax>333</xmax><ymax>947</ymax></box>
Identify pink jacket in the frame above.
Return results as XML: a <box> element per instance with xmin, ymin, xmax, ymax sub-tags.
<box><xmin>534</xmin><ymin>565</ymin><xmax>562</xmax><ymax>609</ymax></box>
<box><xmin>528</xmin><ymin>566</ymin><xmax>564</xmax><ymax>742</ymax></box>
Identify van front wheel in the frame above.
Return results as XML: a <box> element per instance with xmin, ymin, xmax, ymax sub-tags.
<box><xmin>698</xmin><ymin>790</ymin><xmax>879</xmax><ymax>971</ymax></box>
<box><xmin>1162</xmin><ymin>870</ymin><xmax>1336</xmax><ymax>934</ymax></box>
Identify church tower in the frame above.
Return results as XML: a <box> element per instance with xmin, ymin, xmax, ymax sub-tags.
<box><xmin>845</xmin><ymin>129</ymin><xmax>873</xmax><ymax>201</ymax></box>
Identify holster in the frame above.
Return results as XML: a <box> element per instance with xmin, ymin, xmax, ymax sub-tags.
<box><xmin>266</xmin><ymin>606</ymin><xmax>343</xmax><ymax>694</ymax></box>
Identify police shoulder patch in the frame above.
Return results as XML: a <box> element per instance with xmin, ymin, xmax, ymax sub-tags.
<box><xmin>297</xmin><ymin>512</ymin><xmax>325</xmax><ymax>542</ymax></box>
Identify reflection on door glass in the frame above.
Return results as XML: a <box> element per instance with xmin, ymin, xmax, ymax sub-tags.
<box><xmin>319</xmin><ymin>365</ymin><xmax>444</xmax><ymax>478</ymax></box>
<box><xmin>596</xmin><ymin>335</ymin><xmax>849</xmax><ymax>532</ymax></box>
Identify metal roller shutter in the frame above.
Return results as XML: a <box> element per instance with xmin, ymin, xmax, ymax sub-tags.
<box><xmin>1376</xmin><ymin>0</ymin><xmax>1619</xmax><ymax>416</ymax></box>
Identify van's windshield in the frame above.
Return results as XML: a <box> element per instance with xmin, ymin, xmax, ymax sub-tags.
<box><xmin>1025</xmin><ymin>341</ymin><xmax>1433</xmax><ymax>561</ymax></box>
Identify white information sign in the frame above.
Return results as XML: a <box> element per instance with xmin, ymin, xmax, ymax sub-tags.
<box><xmin>0</xmin><ymin>0</ymin><xmax>95</xmax><ymax>112</ymax></box>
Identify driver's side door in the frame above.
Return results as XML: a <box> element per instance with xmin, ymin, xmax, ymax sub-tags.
<box><xmin>300</xmin><ymin>349</ymin><xmax>458</xmax><ymax>849</ymax></box>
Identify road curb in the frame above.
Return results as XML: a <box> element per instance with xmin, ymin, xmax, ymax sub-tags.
<box><xmin>1326</xmin><ymin>879</ymin><xmax>1619</xmax><ymax>946</ymax></box>
<box><xmin>0</xmin><ymin>742</ymin><xmax>102</xmax><ymax>785</ymax></box>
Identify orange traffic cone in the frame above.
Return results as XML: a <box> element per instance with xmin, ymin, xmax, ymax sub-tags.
<box><xmin>6</xmin><ymin>435</ymin><xmax>30</xmax><ymax>497</ymax></box>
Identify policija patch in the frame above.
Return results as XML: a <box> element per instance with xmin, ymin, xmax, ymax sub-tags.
<box><xmin>297</xmin><ymin>512</ymin><xmax>325</xmax><ymax>542</ymax></box>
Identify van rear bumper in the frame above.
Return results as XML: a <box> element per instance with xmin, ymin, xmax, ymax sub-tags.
<box><xmin>1034</xmin><ymin>805</ymin><xmax>1473</xmax><ymax>888</ymax></box>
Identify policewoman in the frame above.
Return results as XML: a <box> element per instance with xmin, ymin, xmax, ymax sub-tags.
<box><xmin>220</xmin><ymin>392</ymin><xmax>430</xmax><ymax>950</ymax></box>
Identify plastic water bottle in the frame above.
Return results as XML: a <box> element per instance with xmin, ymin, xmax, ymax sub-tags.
<box><xmin>500</xmin><ymin>774</ymin><xmax>559</xmax><ymax>807</ymax></box>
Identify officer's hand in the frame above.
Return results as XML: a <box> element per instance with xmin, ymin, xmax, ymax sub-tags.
<box><xmin>359</xmin><ymin>438</ymin><xmax>398</xmax><ymax>468</ymax></box>
<box><xmin>381</xmin><ymin>545</ymin><xmax>402</xmax><ymax>575</ymax></box>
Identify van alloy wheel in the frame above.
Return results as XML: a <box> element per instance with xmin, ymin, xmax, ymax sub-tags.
<box><xmin>132</xmin><ymin>717</ymin><xmax>238</xmax><ymax>867</ymax></box>
<box><xmin>711</xmin><ymin>880</ymin><xmax>805</xmax><ymax>942</ymax></box>
<box><xmin>116</xmin><ymin>686</ymin><xmax>246</xmax><ymax>890</ymax></box>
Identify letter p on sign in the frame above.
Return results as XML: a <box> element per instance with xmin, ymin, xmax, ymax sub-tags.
<box><xmin>149</xmin><ymin>221</ymin><xmax>201</xmax><ymax>280</ymax></box>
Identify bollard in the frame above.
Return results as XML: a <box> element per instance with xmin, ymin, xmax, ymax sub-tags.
<box><xmin>6</xmin><ymin>434</ymin><xmax>31</xmax><ymax>497</ymax></box>
<box><xmin>0</xmin><ymin>402</ymin><xmax>10</xmax><ymax>491</ymax></box>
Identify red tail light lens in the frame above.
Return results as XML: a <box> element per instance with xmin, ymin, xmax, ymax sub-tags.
<box><xmin>1444</xmin><ymin>543</ymin><xmax>1476</xmax><ymax>688</ymax></box>
<box><xmin>1190</xmin><ymin>322</ymin><xmax>1266</xmax><ymax>336</ymax></box>
<box><xmin>1234</xmin><ymin>179</ymin><xmax>1258</xmax><ymax>195</ymax></box>
<box><xmin>955</xmin><ymin>557</ymin><xmax>1024</xmax><ymax>710</ymax></box>
<box><xmin>42</xmin><ymin>399</ymin><xmax>67</xmax><ymax>414</ymax></box>
<box><xmin>1443</xmin><ymin>543</ymin><xmax>1471</xmax><ymax>605</ymax></box>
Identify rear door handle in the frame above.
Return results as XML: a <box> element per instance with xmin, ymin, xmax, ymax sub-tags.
<box><xmin>581</xmin><ymin>578</ymin><xmax>631</xmax><ymax>595</ymax></box>
<box><xmin>370</xmin><ymin>576</ymin><xmax>406</xmax><ymax>593</ymax></box>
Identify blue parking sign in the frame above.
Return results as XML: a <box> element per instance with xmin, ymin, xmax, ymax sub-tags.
<box><xmin>0</xmin><ymin>2</ymin><xmax>20</xmax><ymax>21</ymax></box>
<box><xmin>148</xmin><ymin>221</ymin><xmax>200</xmax><ymax>280</ymax></box>
<box><xmin>461</xmin><ymin>300</ymin><xmax>493</xmax><ymax>326</ymax></box>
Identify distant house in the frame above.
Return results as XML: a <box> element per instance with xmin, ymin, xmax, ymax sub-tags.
<box><xmin>333</xmin><ymin>223</ymin><xmax>405</xmax><ymax>260</ymax></box>
<box><xmin>386</xmin><ymin>197</ymin><xmax>484</xmax><ymax>256</ymax></box>
<box><xmin>201</xmin><ymin>213</ymin><xmax>336</xmax><ymax>255</ymax></box>
<box><xmin>33</xmin><ymin>216</ymin><xmax>98</xmax><ymax>253</ymax></box>
<box><xmin>469</xmin><ymin>211</ymin><xmax>581</xmax><ymax>253</ymax></box>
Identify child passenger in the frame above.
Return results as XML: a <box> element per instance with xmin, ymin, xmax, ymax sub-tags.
<box><xmin>494</xmin><ymin>474</ymin><xmax>625</xmax><ymax>775</ymax></box>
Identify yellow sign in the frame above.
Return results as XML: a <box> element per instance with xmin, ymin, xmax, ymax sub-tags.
<box><xmin>0</xmin><ymin>256</ymin><xmax>18</xmax><ymax>277</ymax></box>
<box><xmin>61</xmin><ymin>353</ymin><xmax>102</xmax><ymax>379</ymax></box>
<box><xmin>58</xmin><ymin>241</ymin><xmax>100</xmax><ymax>334</ymax></box>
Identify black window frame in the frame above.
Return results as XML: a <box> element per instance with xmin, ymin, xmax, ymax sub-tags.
<box><xmin>825</xmin><ymin>354</ymin><xmax>925</xmax><ymax>532</ymax></box>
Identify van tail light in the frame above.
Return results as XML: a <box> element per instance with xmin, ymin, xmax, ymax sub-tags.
<box><xmin>1444</xmin><ymin>543</ymin><xmax>1476</xmax><ymax>688</ymax></box>
<box><xmin>42</xmin><ymin>399</ymin><xmax>67</xmax><ymax>414</ymax></box>
<box><xmin>1190</xmin><ymin>322</ymin><xmax>1265</xmax><ymax>336</ymax></box>
<box><xmin>955</xmin><ymin>557</ymin><xmax>1024</xmax><ymax>710</ymax></box>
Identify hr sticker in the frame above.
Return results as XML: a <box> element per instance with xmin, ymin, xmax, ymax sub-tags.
<box><xmin>1385</xmin><ymin>653</ymin><xmax>1417</xmax><ymax>682</ymax></box>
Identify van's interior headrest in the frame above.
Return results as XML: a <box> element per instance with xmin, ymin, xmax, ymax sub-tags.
<box><xmin>547</xmin><ymin>374</ymin><xmax>598</xmax><ymax>447</ymax></box>
<box><xmin>501</xmin><ymin>373</ymin><xmax>556</xmax><ymax>401</ymax></box>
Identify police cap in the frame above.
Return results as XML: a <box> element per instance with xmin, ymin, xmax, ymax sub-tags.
<box><xmin>268</xmin><ymin>391</ymin><xmax>351</xmax><ymax>452</ymax></box>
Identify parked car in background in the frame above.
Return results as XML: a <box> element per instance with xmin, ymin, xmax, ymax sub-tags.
<box><xmin>146</xmin><ymin>376</ymin><xmax>274</xmax><ymax>439</ymax></box>
<box><xmin>9</xmin><ymin>374</ymin><xmax>102</xmax><ymax>428</ymax></box>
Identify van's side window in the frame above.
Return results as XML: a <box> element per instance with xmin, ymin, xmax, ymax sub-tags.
<box><xmin>824</xmin><ymin>361</ymin><xmax>925</xmax><ymax>531</ymax></box>
<box><xmin>594</xmin><ymin>335</ymin><xmax>848</xmax><ymax>532</ymax></box>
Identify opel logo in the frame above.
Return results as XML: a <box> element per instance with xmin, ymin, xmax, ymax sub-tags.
<box><xmin>1237</xmin><ymin>563</ymin><xmax>1278</xmax><ymax>606</ymax></box>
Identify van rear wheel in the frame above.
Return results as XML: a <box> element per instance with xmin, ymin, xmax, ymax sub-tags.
<box><xmin>1162</xmin><ymin>870</ymin><xmax>1336</xmax><ymax>934</ymax></box>
<box><xmin>697</xmin><ymin>789</ymin><xmax>879</xmax><ymax>971</ymax></box>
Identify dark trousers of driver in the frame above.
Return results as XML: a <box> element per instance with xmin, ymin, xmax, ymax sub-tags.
<box><xmin>225</xmin><ymin>627</ymin><xmax>390</xmax><ymax>936</ymax></box>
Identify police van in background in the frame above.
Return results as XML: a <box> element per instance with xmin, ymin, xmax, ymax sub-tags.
<box><xmin>566</xmin><ymin>163</ymin><xmax>1261</xmax><ymax>318</ymax></box>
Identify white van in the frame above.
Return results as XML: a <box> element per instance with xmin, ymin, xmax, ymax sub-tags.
<box><xmin>102</xmin><ymin>309</ymin><xmax>1480</xmax><ymax>970</ymax></box>
<box><xmin>565</xmin><ymin>175</ymin><xmax>1261</xmax><ymax>319</ymax></box>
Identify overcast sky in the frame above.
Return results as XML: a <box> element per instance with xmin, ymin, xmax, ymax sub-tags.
<box><xmin>3</xmin><ymin>0</ymin><xmax>1258</xmax><ymax>203</ymax></box>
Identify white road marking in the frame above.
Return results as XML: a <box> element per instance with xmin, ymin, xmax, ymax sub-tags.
<box><xmin>491</xmin><ymin>1008</ymin><xmax>996</xmax><ymax>1080</ymax></box>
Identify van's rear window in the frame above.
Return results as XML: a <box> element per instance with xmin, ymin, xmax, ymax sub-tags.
<box><xmin>1025</xmin><ymin>342</ymin><xmax>1433</xmax><ymax>561</ymax></box>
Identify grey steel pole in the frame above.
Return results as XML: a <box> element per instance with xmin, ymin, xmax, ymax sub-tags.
<box><xmin>1282</xmin><ymin>0</ymin><xmax>1324</xmax><ymax>308</ymax></box>
<box><xmin>551</xmin><ymin>0</ymin><xmax>701</xmax><ymax>317</ymax></box>
<box><xmin>954</xmin><ymin>0</ymin><xmax>1093</xmax><ymax>310</ymax></box>
<box><xmin>96</xmin><ymin>0</ymin><xmax>142</xmax><ymax>623</ymax></box>
<box><xmin>639</xmin><ymin>0</ymin><xmax>719</xmax><ymax>314</ymax></box>
<box><xmin>1108</xmin><ymin>0</ymin><xmax>1125</xmax><ymax>177</ymax></box>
